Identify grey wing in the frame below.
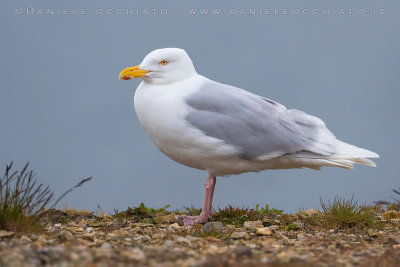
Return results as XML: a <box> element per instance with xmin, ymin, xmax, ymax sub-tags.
<box><xmin>185</xmin><ymin>80</ymin><xmax>336</xmax><ymax>160</ymax></box>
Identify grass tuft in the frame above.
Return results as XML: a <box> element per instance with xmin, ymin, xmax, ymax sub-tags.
<box><xmin>112</xmin><ymin>202</ymin><xmax>171</xmax><ymax>222</ymax></box>
<box><xmin>0</xmin><ymin>162</ymin><xmax>91</xmax><ymax>233</ymax></box>
<box><xmin>181</xmin><ymin>205</ymin><xmax>202</xmax><ymax>216</ymax></box>
<box><xmin>256</xmin><ymin>203</ymin><xmax>283</xmax><ymax>215</ymax></box>
<box><xmin>314</xmin><ymin>196</ymin><xmax>380</xmax><ymax>230</ymax></box>
<box><xmin>383</xmin><ymin>210</ymin><xmax>400</xmax><ymax>220</ymax></box>
<box><xmin>210</xmin><ymin>205</ymin><xmax>261</xmax><ymax>226</ymax></box>
<box><xmin>0</xmin><ymin>162</ymin><xmax>54</xmax><ymax>232</ymax></box>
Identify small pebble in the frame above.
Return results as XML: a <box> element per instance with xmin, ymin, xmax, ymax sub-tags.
<box><xmin>256</xmin><ymin>227</ymin><xmax>273</xmax><ymax>236</ymax></box>
<box><xmin>203</xmin><ymin>222</ymin><xmax>224</xmax><ymax>233</ymax></box>
<box><xmin>243</xmin><ymin>220</ymin><xmax>263</xmax><ymax>230</ymax></box>
<box><xmin>230</xmin><ymin>231</ymin><xmax>249</xmax><ymax>239</ymax></box>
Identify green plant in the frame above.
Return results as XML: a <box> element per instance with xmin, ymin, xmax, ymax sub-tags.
<box><xmin>0</xmin><ymin>162</ymin><xmax>91</xmax><ymax>232</ymax></box>
<box><xmin>51</xmin><ymin>216</ymin><xmax>70</xmax><ymax>224</ymax></box>
<box><xmin>112</xmin><ymin>202</ymin><xmax>171</xmax><ymax>222</ymax></box>
<box><xmin>256</xmin><ymin>203</ymin><xmax>284</xmax><ymax>215</ymax></box>
<box><xmin>129</xmin><ymin>202</ymin><xmax>170</xmax><ymax>217</ymax></box>
<box><xmin>181</xmin><ymin>205</ymin><xmax>202</xmax><ymax>216</ymax></box>
<box><xmin>210</xmin><ymin>205</ymin><xmax>261</xmax><ymax>226</ymax></box>
<box><xmin>316</xmin><ymin>196</ymin><xmax>380</xmax><ymax>230</ymax></box>
<box><xmin>280</xmin><ymin>223</ymin><xmax>299</xmax><ymax>231</ymax></box>
<box><xmin>112</xmin><ymin>208</ymin><xmax>128</xmax><ymax>221</ymax></box>
<box><xmin>383</xmin><ymin>210</ymin><xmax>400</xmax><ymax>220</ymax></box>
<box><xmin>0</xmin><ymin>162</ymin><xmax>53</xmax><ymax>232</ymax></box>
<box><xmin>170</xmin><ymin>205</ymin><xmax>202</xmax><ymax>216</ymax></box>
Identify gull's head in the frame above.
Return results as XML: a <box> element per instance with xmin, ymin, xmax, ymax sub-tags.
<box><xmin>119</xmin><ymin>48</ymin><xmax>197</xmax><ymax>85</ymax></box>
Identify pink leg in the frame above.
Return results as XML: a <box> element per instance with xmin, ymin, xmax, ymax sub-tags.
<box><xmin>201</xmin><ymin>174</ymin><xmax>216</xmax><ymax>218</ymax></box>
<box><xmin>206</xmin><ymin>176</ymin><xmax>216</xmax><ymax>217</ymax></box>
<box><xmin>178</xmin><ymin>174</ymin><xmax>217</xmax><ymax>226</ymax></box>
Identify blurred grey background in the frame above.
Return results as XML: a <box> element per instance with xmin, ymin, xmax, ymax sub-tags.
<box><xmin>1</xmin><ymin>0</ymin><xmax>399</xmax><ymax>213</ymax></box>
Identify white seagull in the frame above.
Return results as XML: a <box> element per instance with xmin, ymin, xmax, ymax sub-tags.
<box><xmin>119</xmin><ymin>48</ymin><xmax>379</xmax><ymax>226</ymax></box>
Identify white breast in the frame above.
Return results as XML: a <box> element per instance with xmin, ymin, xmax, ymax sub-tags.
<box><xmin>133</xmin><ymin>75</ymin><xmax>239</xmax><ymax>172</ymax></box>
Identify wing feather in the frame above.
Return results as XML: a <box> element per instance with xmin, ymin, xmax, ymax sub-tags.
<box><xmin>185</xmin><ymin>80</ymin><xmax>336</xmax><ymax>160</ymax></box>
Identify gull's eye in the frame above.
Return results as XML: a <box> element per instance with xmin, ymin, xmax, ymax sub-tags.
<box><xmin>160</xmin><ymin>60</ymin><xmax>168</xmax><ymax>66</ymax></box>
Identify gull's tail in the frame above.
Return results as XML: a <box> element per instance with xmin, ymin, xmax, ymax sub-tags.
<box><xmin>322</xmin><ymin>140</ymin><xmax>379</xmax><ymax>169</ymax></box>
<box><xmin>292</xmin><ymin>140</ymin><xmax>379</xmax><ymax>170</ymax></box>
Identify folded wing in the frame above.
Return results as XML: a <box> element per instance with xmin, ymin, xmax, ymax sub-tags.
<box><xmin>185</xmin><ymin>80</ymin><xmax>337</xmax><ymax>161</ymax></box>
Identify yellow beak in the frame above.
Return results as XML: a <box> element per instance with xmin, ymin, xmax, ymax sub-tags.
<box><xmin>119</xmin><ymin>65</ymin><xmax>148</xmax><ymax>80</ymax></box>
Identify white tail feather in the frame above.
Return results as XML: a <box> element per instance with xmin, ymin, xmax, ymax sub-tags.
<box><xmin>325</xmin><ymin>140</ymin><xmax>379</xmax><ymax>168</ymax></box>
<box><xmin>292</xmin><ymin>140</ymin><xmax>379</xmax><ymax>169</ymax></box>
<box><xmin>331</xmin><ymin>140</ymin><xmax>379</xmax><ymax>158</ymax></box>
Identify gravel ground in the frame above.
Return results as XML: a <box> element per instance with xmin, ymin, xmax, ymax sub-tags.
<box><xmin>0</xmin><ymin>209</ymin><xmax>400</xmax><ymax>267</ymax></box>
